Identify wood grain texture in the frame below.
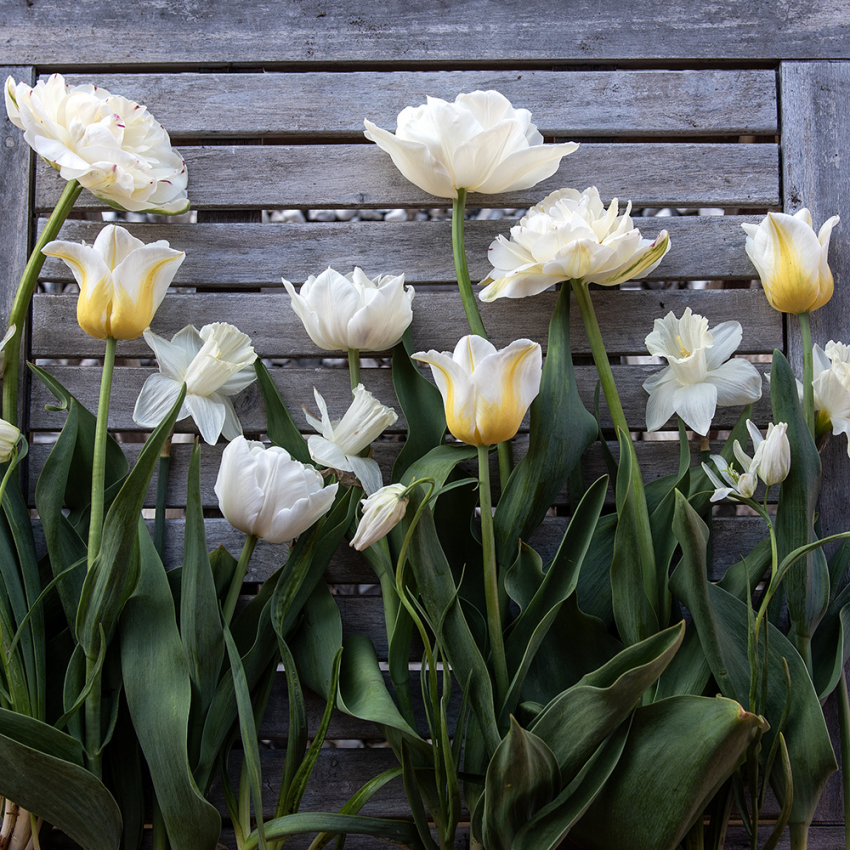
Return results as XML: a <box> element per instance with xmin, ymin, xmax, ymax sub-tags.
<box><xmin>2</xmin><ymin>0</ymin><xmax>850</xmax><ymax>65</ymax></box>
<box><xmin>35</xmin><ymin>142</ymin><xmax>780</xmax><ymax>211</ymax></box>
<box><xmin>36</xmin><ymin>215</ymin><xmax>769</xmax><ymax>289</ymax></box>
<box><xmin>53</xmin><ymin>70</ymin><xmax>778</xmax><ymax>138</ymax></box>
<box><xmin>31</xmin><ymin>288</ymin><xmax>780</xmax><ymax>359</ymax></box>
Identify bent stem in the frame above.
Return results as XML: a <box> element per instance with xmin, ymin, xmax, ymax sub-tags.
<box><xmin>3</xmin><ymin>179</ymin><xmax>83</xmax><ymax>426</ymax></box>
<box><xmin>798</xmin><ymin>312</ymin><xmax>815</xmax><ymax>438</ymax></box>
<box><xmin>87</xmin><ymin>336</ymin><xmax>117</xmax><ymax>570</ymax></box>
<box><xmin>223</xmin><ymin>534</ymin><xmax>258</xmax><ymax>626</ymax></box>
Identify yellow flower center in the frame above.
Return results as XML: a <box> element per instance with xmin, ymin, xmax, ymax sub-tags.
<box><xmin>676</xmin><ymin>335</ymin><xmax>691</xmax><ymax>358</ymax></box>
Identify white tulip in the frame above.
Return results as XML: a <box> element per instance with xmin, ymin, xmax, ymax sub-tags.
<box><xmin>702</xmin><ymin>455</ymin><xmax>758</xmax><ymax>503</ymax></box>
<box><xmin>283</xmin><ymin>267</ymin><xmax>414</xmax><ymax>352</ymax></box>
<box><xmin>214</xmin><ymin>437</ymin><xmax>337</xmax><ymax>544</ymax></box>
<box><xmin>304</xmin><ymin>384</ymin><xmax>397</xmax><ymax>495</ymax></box>
<box><xmin>412</xmin><ymin>335</ymin><xmax>542</xmax><ymax>446</ymax></box>
<box><xmin>5</xmin><ymin>74</ymin><xmax>188</xmax><ymax>214</ymax></box>
<box><xmin>742</xmin><ymin>420</ymin><xmax>790</xmax><ymax>487</ymax></box>
<box><xmin>812</xmin><ymin>341</ymin><xmax>850</xmax><ymax>455</ymax></box>
<box><xmin>364</xmin><ymin>90</ymin><xmax>578</xmax><ymax>199</ymax></box>
<box><xmin>133</xmin><ymin>323</ymin><xmax>258</xmax><ymax>445</ymax></box>
<box><xmin>0</xmin><ymin>419</ymin><xmax>21</xmax><ymax>463</ymax></box>
<box><xmin>350</xmin><ymin>483</ymin><xmax>410</xmax><ymax>551</ymax></box>
<box><xmin>479</xmin><ymin>187</ymin><xmax>670</xmax><ymax>302</ymax></box>
<box><xmin>642</xmin><ymin>308</ymin><xmax>762</xmax><ymax>435</ymax></box>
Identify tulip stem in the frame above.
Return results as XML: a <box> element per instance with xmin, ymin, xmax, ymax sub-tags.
<box><xmin>87</xmin><ymin>336</ymin><xmax>117</xmax><ymax>570</ymax></box>
<box><xmin>838</xmin><ymin>667</ymin><xmax>850</xmax><ymax>850</ymax></box>
<box><xmin>154</xmin><ymin>436</ymin><xmax>172</xmax><ymax>559</ymax></box>
<box><xmin>451</xmin><ymin>190</ymin><xmax>487</xmax><ymax>339</ymax></box>
<box><xmin>477</xmin><ymin>444</ymin><xmax>509</xmax><ymax>709</ymax></box>
<box><xmin>347</xmin><ymin>348</ymin><xmax>361</xmax><ymax>393</ymax></box>
<box><xmin>3</xmin><ymin>179</ymin><xmax>83</xmax><ymax>427</ymax></box>
<box><xmin>223</xmin><ymin>533</ymin><xmax>258</xmax><ymax>625</ymax></box>
<box><xmin>798</xmin><ymin>311</ymin><xmax>815</xmax><ymax>438</ymax></box>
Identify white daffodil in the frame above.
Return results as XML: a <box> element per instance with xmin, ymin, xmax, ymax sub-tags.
<box><xmin>282</xmin><ymin>267</ymin><xmax>414</xmax><ymax>352</ymax></box>
<box><xmin>642</xmin><ymin>308</ymin><xmax>762</xmax><ymax>435</ymax></box>
<box><xmin>702</xmin><ymin>454</ymin><xmax>758</xmax><ymax>503</ymax></box>
<box><xmin>0</xmin><ymin>324</ymin><xmax>15</xmax><ymax>377</ymax></box>
<box><xmin>304</xmin><ymin>384</ymin><xmax>397</xmax><ymax>495</ymax></box>
<box><xmin>479</xmin><ymin>187</ymin><xmax>670</xmax><ymax>302</ymax></box>
<box><xmin>412</xmin><ymin>335</ymin><xmax>542</xmax><ymax>446</ymax></box>
<box><xmin>364</xmin><ymin>90</ymin><xmax>578</xmax><ymax>200</ymax></box>
<box><xmin>133</xmin><ymin>323</ymin><xmax>257</xmax><ymax>444</ymax></box>
<box><xmin>215</xmin><ymin>437</ymin><xmax>337</xmax><ymax>544</ymax></box>
<box><xmin>350</xmin><ymin>483</ymin><xmax>410</xmax><ymax>551</ymax></box>
<box><xmin>813</xmin><ymin>341</ymin><xmax>850</xmax><ymax>455</ymax></box>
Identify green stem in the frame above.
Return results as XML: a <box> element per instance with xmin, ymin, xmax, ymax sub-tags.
<box><xmin>571</xmin><ymin>280</ymin><xmax>629</xmax><ymax>435</ymax></box>
<box><xmin>154</xmin><ymin>436</ymin><xmax>173</xmax><ymax>560</ymax></box>
<box><xmin>347</xmin><ymin>348</ymin><xmax>361</xmax><ymax>393</ymax></box>
<box><xmin>478</xmin><ymin>445</ymin><xmax>509</xmax><ymax>709</ymax></box>
<box><xmin>223</xmin><ymin>534</ymin><xmax>258</xmax><ymax>625</ymax></box>
<box><xmin>87</xmin><ymin>336</ymin><xmax>117</xmax><ymax>570</ymax></box>
<box><xmin>838</xmin><ymin>668</ymin><xmax>850</xmax><ymax>850</ymax></box>
<box><xmin>84</xmin><ymin>653</ymin><xmax>102</xmax><ymax>779</ymax></box>
<box><xmin>798</xmin><ymin>312</ymin><xmax>815</xmax><ymax>438</ymax></box>
<box><xmin>3</xmin><ymin>179</ymin><xmax>82</xmax><ymax>427</ymax></box>
<box><xmin>790</xmin><ymin>823</ymin><xmax>809</xmax><ymax>849</ymax></box>
<box><xmin>0</xmin><ymin>442</ymin><xmax>22</xmax><ymax>510</ymax></box>
<box><xmin>451</xmin><ymin>190</ymin><xmax>487</xmax><ymax>338</ymax></box>
<box><xmin>152</xmin><ymin>794</ymin><xmax>169</xmax><ymax>850</ymax></box>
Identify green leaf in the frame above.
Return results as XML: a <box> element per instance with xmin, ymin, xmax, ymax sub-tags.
<box><xmin>277</xmin><ymin>638</ymin><xmax>307</xmax><ymax>815</ymax></box>
<box><xmin>120</xmin><ymin>521</ymin><xmax>221</xmax><ymax>850</ymax></box>
<box><xmin>494</xmin><ymin>283</ymin><xmax>597</xmax><ymax>566</ymax></box>
<box><xmin>399</xmin><ymin>739</ymin><xmax>439</xmax><ymax>849</ymax></box>
<box><xmin>575</xmin><ymin>513</ymin><xmax>617</xmax><ymax>626</ymax></box>
<box><xmin>254</xmin><ymin>359</ymin><xmax>311</xmax><ymax>464</ymax></box>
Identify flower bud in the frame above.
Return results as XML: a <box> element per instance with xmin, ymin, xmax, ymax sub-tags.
<box><xmin>750</xmin><ymin>420</ymin><xmax>791</xmax><ymax>487</ymax></box>
<box><xmin>0</xmin><ymin>419</ymin><xmax>21</xmax><ymax>463</ymax></box>
<box><xmin>350</xmin><ymin>483</ymin><xmax>409</xmax><ymax>551</ymax></box>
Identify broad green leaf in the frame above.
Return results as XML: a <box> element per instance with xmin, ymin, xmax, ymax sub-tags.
<box><xmin>571</xmin><ymin>695</ymin><xmax>767</xmax><ymax>850</ymax></box>
<box><xmin>0</xmin><ymin>706</ymin><xmax>83</xmax><ymax>765</ymax></box>
<box><xmin>575</xmin><ymin>513</ymin><xmax>616</xmax><ymax>626</ymax></box>
<box><xmin>494</xmin><ymin>283</ymin><xmax>597</xmax><ymax>566</ymax></box>
<box><xmin>505</xmin><ymin>541</ymin><xmax>545</xmax><ymax>612</ymax></box>
<box><xmin>120</xmin><ymin>522</ymin><xmax>221</xmax><ymax>850</ymax></box>
<box><xmin>254</xmin><ymin>359</ymin><xmax>311</xmax><ymax>464</ymax></box>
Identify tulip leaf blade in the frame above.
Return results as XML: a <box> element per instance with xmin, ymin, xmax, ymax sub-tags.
<box><xmin>254</xmin><ymin>359</ymin><xmax>311</xmax><ymax>465</ymax></box>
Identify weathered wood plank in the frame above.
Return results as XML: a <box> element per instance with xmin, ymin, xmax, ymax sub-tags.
<box><xmin>36</xmin><ymin>215</ymin><xmax>769</xmax><ymax>289</ymax></box>
<box><xmin>2</xmin><ymin>0</ymin><xmax>849</xmax><ymax>65</ymax></box>
<box><xmin>27</xmin><ymin>363</ymin><xmax>773</xmax><ymax>433</ymax></box>
<box><xmin>53</xmin><ymin>70</ymin><xmax>777</xmax><ymax>138</ymax></box>
<box><xmin>36</xmin><ymin>143</ymin><xmax>780</xmax><ymax>211</ymax></box>
<box><xmin>31</xmin><ymin>288</ymin><xmax>780</xmax><ymax>359</ymax></box>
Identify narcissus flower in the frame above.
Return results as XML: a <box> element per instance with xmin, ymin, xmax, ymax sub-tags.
<box><xmin>304</xmin><ymin>385</ymin><xmax>397</xmax><ymax>495</ymax></box>
<box><xmin>283</xmin><ymin>267</ymin><xmax>414</xmax><ymax>352</ymax></box>
<box><xmin>642</xmin><ymin>308</ymin><xmax>762</xmax><ymax>435</ymax></box>
<box><xmin>412</xmin><ymin>335</ymin><xmax>542</xmax><ymax>446</ymax></box>
<box><xmin>215</xmin><ymin>437</ymin><xmax>337</xmax><ymax>544</ymax></box>
<box><xmin>350</xmin><ymin>483</ymin><xmax>409</xmax><ymax>551</ymax></box>
<box><xmin>42</xmin><ymin>225</ymin><xmax>184</xmax><ymax>340</ymax></box>
<box><xmin>5</xmin><ymin>73</ymin><xmax>189</xmax><ymax>214</ymax></box>
<box><xmin>133</xmin><ymin>323</ymin><xmax>257</xmax><ymax>444</ymax></box>
<box><xmin>479</xmin><ymin>187</ymin><xmax>670</xmax><ymax>301</ymax></box>
<box><xmin>364</xmin><ymin>90</ymin><xmax>578</xmax><ymax>199</ymax></box>
<box><xmin>743</xmin><ymin>209</ymin><xmax>839</xmax><ymax>314</ymax></box>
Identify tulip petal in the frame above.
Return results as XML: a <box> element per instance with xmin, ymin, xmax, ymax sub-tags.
<box><xmin>452</xmin><ymin>335</ymin><xmax>498</xmax><ymax>375</ymax></box>
<box><xmin>479</xmin><ymin>271</ymin><xmax>561</xmax><ymax>302</ymax></box>
<box><xmin>92</xmin><ymin>224</ymin><xmax>146</xmax><ymax>268</ymax></box>
<box><xmin>214</xmin><ymin>439</ymin><xmax>266</xmax><ymax>536</ymax></box>
<box><xmin>412</xmin><ymin>348</ymin><xmax>479</xmax><ymax>445</ymax></box>
<box><xmin>132</xmin><ymin>373</ymin><xmax>185</xmax><ymax>430</ymax></box>
<box><xmin>474</xmin><ymin>141</ymin><xmax>579</xmax><ymax>194</ymax></box>
<box><xmin>265</xmin><ymin>482</ymin><xmax>337</xmax><ymax>545</ymax></box>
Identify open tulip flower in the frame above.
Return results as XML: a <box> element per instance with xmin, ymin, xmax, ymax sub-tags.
<box><xmin>42</xmin><ymin>224</ymin><xmax>184</xmax><ymax>340</ymax></box>
<box><xmin>413</xmin><ymin>335</ymin><xmax>542</xmax><ymax>446</ymax></box>
<box><xmin>643</xmin><ymin>308</ymin><xmax>762</xmax><ymax>435</ymax></box>
<box><xmin>479</xmin><ymin>187</ymin><xmax>670</xmax><ymax>301</ymax></box>
<box><xmin>283</xmin><ymin>267</ymin><xmax>414</xmax><ymax>352</ymax></box>
<box><xmin>364</xmin><ymin>90</ymin><xmax>578</xmax><ymax>199</ymax></box>
<box><xmin>5</xmin><ymin>74</ymin><xmax>189</xmax><ymax>215</ymax></box>
<box><xmin>133</xmin><ymin>322</ymin><xmax>258</xmax><ymax>445</ymax></box>
<box><xmin>743</xmin><ymin>209</ymin><xmax>839</xmax><ymax>314</ymax></box>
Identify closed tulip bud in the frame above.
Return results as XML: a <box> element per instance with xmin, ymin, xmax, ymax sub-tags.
<box><xmin>413</xmin><ymin>335</ymin><xmax>542</xmax><ymax>446</ymax></box>
<box><xmin>350</xmin><ymin>483</ymin><xmax>409</xmax><ymax>551</ymax></box>
<box><xmin>0</xmin><ymin>419</ymin><xmax>21</xmax><ymax>463</ymax></box>
<box><xmin>748</xmin><ymin>420</ymin><xmax>791</xmax><ymax>487</ymax></box>
<box><xmin>214</xmin><ymin>437</ymin><xmax>338</xmax><ymax>544</ymax></box>
<box><xmin>283</xmin><ymin>267</ymin><xmax>414</xmax><ymax>352</ymax></box>
<box><xmin>364</xmin><ymin>90</ymin><xmax>578</xmax><ymax>199</ymax></box>
<box><xmin>742</xmin><ymin>209</ymin><xmax>839</xmax><ymax>314</ymax></box>
<box><xmin>42</xmin><ymin>225</ymin><xmax>184</xmax><ymax>340</ymax></box>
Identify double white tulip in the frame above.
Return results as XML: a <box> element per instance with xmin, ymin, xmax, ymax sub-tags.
<box><xmin>364</xmin><ymin>90</ymin><xmax>577</xmax><ymax>199</ymax></box>
<box><xmin>5</xmin><ymin>74</ymin><xmax>189</xmax><ymax>215</ymax></box>
<box><xmin>350</xmin><ymin>483</ymin><xmax>410</xmax><ymax>551</ymax></box>
<box><xmin>283</xmin><ymin>267</ymin><xmax>414</xmax><ymax>352</ymax></box>
<box><xmin>642</xmin><ymin>308</ymin><xmax>762</xmax><ymax>435</ymax></box>
<box><xmin>479</xmin><ymin>187</ymin><xmax>670</xmax><ymax>302</ymax></box>
<box><xmin>215</xmin><ymin>437</ymin><xmax>338</xmax><ymax>544</ymax></box>
<box><xmin>413</xmin><ymin>336</ymin><xmax>542</xmax><ymax>446</ymax></box>
<box><xmin>133</xmin><ymin>323</ymin><xmax>257</xmax><ymax>445</ymax></box>
<box><xmin>304</xmin><ymin>385</ymin><xmax>397</xmax><ymax>495</ymax></box>
<box><xmin>42</xmin><ymin>225</ymin><xmax>184</xmax><ymax>340</ymax></box>
<box><xmin>743</xmin><ymin>209</ymin><xmax>839</xmax><ymax>314</ymax></box>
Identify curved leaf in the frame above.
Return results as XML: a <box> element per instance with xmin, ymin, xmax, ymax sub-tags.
<box><xmin>254</xmin><ymin>359</ymin><xmax>311</xmax><ymax>464</ymax></box>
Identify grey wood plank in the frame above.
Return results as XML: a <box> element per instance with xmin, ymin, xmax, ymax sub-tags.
<box><xmin>53</xmin><ymin>70</ymin><xmax>777</xmax><ymax>138</ymax></box>
<box><xmin>36</xmin><ymin>215</ymin><xmax>770</xmax><ymax>289</ymax></box>
<box><xmin>2</xmin><ymin>0</ymin><xmax>850</xmax><ymax>64</ymax></box>
<box><xmin>27</xmin><ymin>363</ymin><xmax>773</xmax><ymax>433</ymax></box>
<box><xmin>31</xmin><ymin>288</ymin><xmax>781</xmax><ymax>359</ymax></box>
<box><xmin>35</xmin><ymin>142</ymin><xmax>780</xmax><ymax>211</ymax></box>
<box><xmin>781</xmin><ymin>62</ymin><xmax>850</xmax><ymax>542</ymax></box>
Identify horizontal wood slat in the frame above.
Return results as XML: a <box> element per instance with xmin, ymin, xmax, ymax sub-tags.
<box><xmin>31</xmin><ymin>288</ymin><xmax>780</xmax><ymax>359</ymax></box>
<box><xmin>54</xmin><ymin>70</ymin><xmax>777</xmax><ymax>138</ymax></box>
<box><xmin>36</xmin><ymin>143</ymin><xmax>780</xmax><ymax>211</ymax></box>
<box><xmin>37</xmin><ymin>215</ymin><xmax>768</xmax><ymax>289</ymax></box>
